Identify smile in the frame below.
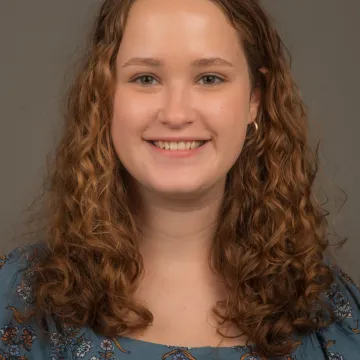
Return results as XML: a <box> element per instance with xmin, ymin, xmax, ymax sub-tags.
<box><xmin>149</xmin><ymin>140</ymin><xmax>208</xmax><ymax>151</ymax></box>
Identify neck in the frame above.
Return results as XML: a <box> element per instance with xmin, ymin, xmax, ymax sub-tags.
<box><xmin>132</xmin><ymin>180</ymin><xmax>226</xmax><ymax>267</ymax></box>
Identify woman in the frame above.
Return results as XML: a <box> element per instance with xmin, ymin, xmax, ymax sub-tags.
<box><xmin>0</xmin><ymin>0</ymin><xmax>359</xmax><ymax>359</ymax></box>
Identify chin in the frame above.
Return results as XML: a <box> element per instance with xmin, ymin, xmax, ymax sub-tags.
<box><xmin>151</xmin><ymin>183</ymin><xmax>205</xmax><ymax>197</ymax></box>
<box><xmin>129</xmin><ymin>170</ymin><xmax>224</xmax><ymax>200</ymax></box>
<box><xmin>143</xmin><ymin>177</ymin><xmax>208</xmax><ymax>197</ymax></box>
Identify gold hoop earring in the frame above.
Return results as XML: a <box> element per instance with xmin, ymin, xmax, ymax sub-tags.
<box><xmin>253</xmin><ymin>121</ymin><xmax>259</xmax><ymax>132</ymax></box>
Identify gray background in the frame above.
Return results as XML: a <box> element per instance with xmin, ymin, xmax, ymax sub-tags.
<box><xmin>0</xmin><ymin>1</ymin><xmax>359</xmax><ymax>279</ymax></box>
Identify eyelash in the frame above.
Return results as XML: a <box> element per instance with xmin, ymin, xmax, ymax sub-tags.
<box><xmin>129</xmin><ymin>74</ymin><xmax>225</xmax><ymax>86</ymax></box>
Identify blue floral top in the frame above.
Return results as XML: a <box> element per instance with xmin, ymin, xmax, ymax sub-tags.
<box><xmin>1</xmin><ymin>245</ymin><xmax>360</xmax><ymax>360</ymax></box>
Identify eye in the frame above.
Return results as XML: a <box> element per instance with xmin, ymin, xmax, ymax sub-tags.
<box><xmin>130</xmin><ymin>74</ymin><xmax>225</xmax><ymax>86</ymax></box>
<box><xmin>131</xmin><ymin>75</ymin><xmax>158</xmax><ymax>86</ymax></box>
<box><xmin>198</xmin><ymin>74</ymin><xmax>224</xmax><ymax>86</ymax></box>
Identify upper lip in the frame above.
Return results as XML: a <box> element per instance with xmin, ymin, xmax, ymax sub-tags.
<box><xmin>144</xmin><ymin>137</ymin><xmax>211</xmax><ymax>142</ymax></box>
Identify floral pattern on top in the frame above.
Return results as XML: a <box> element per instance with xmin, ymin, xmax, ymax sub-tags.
<box><xmin>0</xmin><ymin>245</ymin><xmax>360</xmax><ymax>359</ymax></box>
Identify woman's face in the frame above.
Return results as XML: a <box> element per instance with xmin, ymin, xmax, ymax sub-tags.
<box><xmin>112</xmin><ymin>0</ymin><xmax>260</xmax><ymax>198</ymax></box>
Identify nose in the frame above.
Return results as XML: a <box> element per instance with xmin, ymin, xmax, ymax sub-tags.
<box><xmin>158</xmin><ymin>87</ymin><xmax>197</xmax><ymax>128</ymax></box>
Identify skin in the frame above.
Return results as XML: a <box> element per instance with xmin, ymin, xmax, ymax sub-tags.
<box><xmin>111</xmin><ymin>0</ymin><xmax>260</xmax><ymax>268</ymax></box>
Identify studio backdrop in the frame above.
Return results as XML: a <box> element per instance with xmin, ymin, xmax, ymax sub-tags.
<box><xmin>0</xmin><ymin>0</ymin><xmax>359</xmax><ymax>280</ymax></box>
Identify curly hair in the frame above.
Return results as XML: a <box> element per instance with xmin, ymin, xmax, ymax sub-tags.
<box><xmin>16</xmin><ymin>0</ymin><xmax>347</xmax><ymax>358</ymax></box>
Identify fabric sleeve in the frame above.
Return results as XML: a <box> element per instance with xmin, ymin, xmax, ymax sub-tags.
<box><xmin>0</xmin><ymin>246</ymin><xmax>51</xmax><ymax>360</ymax></box>
<box><xmin>316</xmin><ymin>261</ymin><xmax>360</xmax><ymax>359</ymax></box>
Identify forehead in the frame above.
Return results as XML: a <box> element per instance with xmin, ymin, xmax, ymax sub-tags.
<box><xmin>117</xmin><ymin>0</ymin><xmax>245</xmax><ymax>66</ymax></box>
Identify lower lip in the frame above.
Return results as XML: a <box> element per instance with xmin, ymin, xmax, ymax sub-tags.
<box><xmin>146</xmin><ymin>141</ymin><xmax>210</xmax><ymax>158</ymax></box>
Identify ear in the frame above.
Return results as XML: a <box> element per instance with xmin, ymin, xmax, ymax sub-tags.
<box><xmin>249</xmin><ymin>87</ymin><xmax>261</xmax><ymax>124</ymax></box>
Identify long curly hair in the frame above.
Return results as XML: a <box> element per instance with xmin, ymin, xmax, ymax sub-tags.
<box><xmin>15</xmin><ymin>0</ymin><xmax>347</xmax><ymax>358</ymax></box>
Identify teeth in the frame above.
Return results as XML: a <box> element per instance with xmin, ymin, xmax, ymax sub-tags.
<box><xmin>153</xmin><ymin>141</ymin><xmax>206</xmax><ymax>150</ymax></box>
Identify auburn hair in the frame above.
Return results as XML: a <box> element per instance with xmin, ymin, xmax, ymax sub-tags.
<box><xmin>15</xmin><ymin>0</ymin><xmax>347</xmax><ymax>358</ymax></box>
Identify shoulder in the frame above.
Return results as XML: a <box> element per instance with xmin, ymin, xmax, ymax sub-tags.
<box><xmin>0</xmin><ymin>245</ymin><xmax>127</xmax><ymax>360</ymax></box>
<box><xmin>314</xmin><ymin>258</ymin><xmax>360</xmax><ymax>359</ymax></box>
<box><xmin>0</xmin><ymin>244</ymin><xmax>50</xmax><ymax>359</ymax></box>
<box><xmin>325</xmin><ymin>258</ymin><xmax>360</xmax><ymax>319</ymax></box>
<box><xmin>0</xmin><ymin>245</ymin><xmax>42</xmax><ymax>309</ymax></box>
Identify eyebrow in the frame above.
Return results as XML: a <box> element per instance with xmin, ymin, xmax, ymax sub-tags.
<box><xmin>120</xmin><ymin>56</ymin><xmax>234</xmax><ymax>68</ymax></box>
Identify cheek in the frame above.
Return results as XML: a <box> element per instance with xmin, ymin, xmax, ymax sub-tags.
<box><xmin>111</xmin><ymin>92</ymin><xmax>141</xmax><ymax>160</ymax></box>
<box><xmin>112</xmin><ymin>90</ymin><xmax>155</xmax><ymax>137</ymax></box>
<box><xmin>206</xmin><ymin>92</ymin><xmax>251</xmax><ymax>162</ymax></box>
<box><xmin>205</xmin><ymin>91</ymin><xmax>251</xmax><ymax>135</ymax></box>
